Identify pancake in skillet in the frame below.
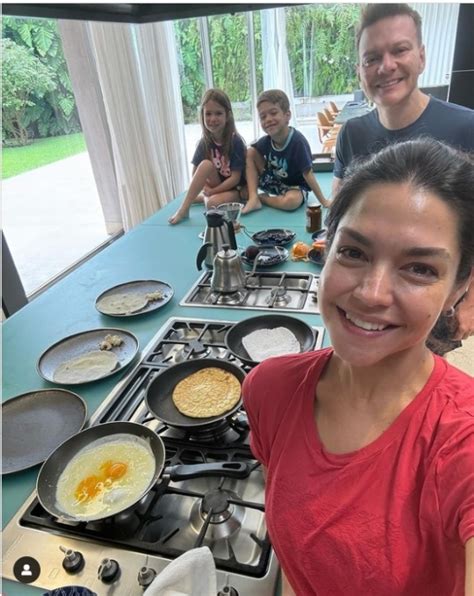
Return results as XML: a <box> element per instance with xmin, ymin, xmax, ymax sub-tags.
<box><xmin>172</xmin><ymin>367</ymin><xmax>241</xmax><ymax>418</ymax></box>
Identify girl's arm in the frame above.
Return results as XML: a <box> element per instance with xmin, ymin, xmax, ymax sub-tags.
<box><xmin>466</xmin><ymin>537</ymin><xmax>474</xmax><ymax>595</ymax></box>
<box><xmin>302</xmin><ymin>169</ymin><xmax>330</xmax><ymax>208</ymax></box>
<box><xmin>204</xmin><ymin>170</ymin><xmax>242</xmax><ymax>196</ymax></box>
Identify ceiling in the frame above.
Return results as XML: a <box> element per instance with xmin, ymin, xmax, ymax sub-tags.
<box><xmin>2</xmin><ymin>3</ymin><xmax>296</xmax><ymax>24</ymax></box>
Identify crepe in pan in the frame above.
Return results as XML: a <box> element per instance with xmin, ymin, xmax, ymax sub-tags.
<box><xmin>172</xmin><ymin>367</ymin><xmax>241</xmax><ymax>418</ymax></box>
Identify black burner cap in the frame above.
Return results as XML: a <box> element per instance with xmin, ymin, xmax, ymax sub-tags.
<box><xmin>202</xmin><ymin>489</ymin><xmax>230</xmax><ymax>515</ymax></box>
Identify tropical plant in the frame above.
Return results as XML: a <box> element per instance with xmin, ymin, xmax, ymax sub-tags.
<box><xmin>2</xmin><ymin>38</ymin><xmax>55</xmax><ymax>145</ymax></box>
<box><xmin>286</xmin><ymin>5</ymin><xmax>360</xmax><ymax>96</ymax></box>
<box><xmin>2</xmin><ymin>16</ymin><xmax>81</xmax><ymax>141</ymax></box>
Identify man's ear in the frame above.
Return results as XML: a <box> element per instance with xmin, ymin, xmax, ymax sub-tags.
<box><xmin>418</xmin><ymin>44</ymin><xmax>426</xmax><ymax>74</ymax></box>
<box><xmin>356</xmin><ymin>63</ymin><xmax>361</xmax><ymax>82</ymax></box>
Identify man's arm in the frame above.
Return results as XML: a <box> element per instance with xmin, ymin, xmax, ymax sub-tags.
<box><xmin>455</xmin><ymin>283</ymin><xmax>474</xmax><ymax>341</ymax></box>
<box><xmin>302</xmin><ymin>169</ymin><xmax>330</xmax><ymax>208</ymax></box>
<box><xmin>466</xmin><ymin>537</ymin><xmax>474</xmax><ymax>595</ymax></box>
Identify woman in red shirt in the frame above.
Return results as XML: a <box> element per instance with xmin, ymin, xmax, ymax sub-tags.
<box><xmin>243</xmin><ymin>138</ymin><xmax>474</xmax><ymax>595</ymax></box>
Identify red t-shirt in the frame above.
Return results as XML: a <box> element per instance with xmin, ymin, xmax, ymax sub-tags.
<box><xmin>243</xmin><ymin>348</ymin><xmax>474</xmax><ymax>595</ymax></box>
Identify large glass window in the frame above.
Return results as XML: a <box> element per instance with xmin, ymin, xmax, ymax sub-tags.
<box><xmin>2</xmin><ymin>16</ymin><xmax>110</xmax><ymax>296</ymax></box>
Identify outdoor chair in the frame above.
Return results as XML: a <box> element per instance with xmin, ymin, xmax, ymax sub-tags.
<box><xmin>323</xmin><ymin>108</ymin><xmax>335</xmax><ymax>124</ymax></box>
<box><xmin>316</xmin><ymin>112</ymin><xmax>333</xmax><ymax>142</ymax></box>
<box><xmin>328</xmin><ymin>100</ymin><xmax>340</xmax><ymax>115</ymax></box>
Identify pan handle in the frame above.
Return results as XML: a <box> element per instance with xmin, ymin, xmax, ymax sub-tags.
<box><xmin>165</xmin><ymin>461</ymin><xmax>251</xmax><ymax>481</ymax></box>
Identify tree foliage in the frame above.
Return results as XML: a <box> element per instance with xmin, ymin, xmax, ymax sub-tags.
<box><xmin>286</xmin><ymin>5</ymin><xmax>360</xmax><ymax>96</ymax></box>
<box><xmin>2</xmin><ymin>16</ymin><xmax>82</xmax><ymax>143</ymax></box>
<box><xmin>175</xmin><ymin>5</ymin><xmax>360</xmax><ymax>123</ymax></box>
<box><xmin>2</xmin><ymin>39</ymin><xmax>55</xmax><ymax>144</ymax></box>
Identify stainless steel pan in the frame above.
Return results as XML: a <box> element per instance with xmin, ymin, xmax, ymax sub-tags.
<box><xmin>37</xmin><ymin>421</ymin><xmax>250</xmax><ymax>523</ymax></box>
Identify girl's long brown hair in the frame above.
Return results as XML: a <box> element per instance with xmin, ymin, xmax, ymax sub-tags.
<box><xmin>199</xmin><ymin>89</ymin><xmax>239</xmax><ymax>161</ymax></box>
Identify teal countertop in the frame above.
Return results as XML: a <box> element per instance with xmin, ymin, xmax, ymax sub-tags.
<box><xmin>2</xmin><ymin>172</ymin><xmax>332</xmax><ymax>595</ymax></box>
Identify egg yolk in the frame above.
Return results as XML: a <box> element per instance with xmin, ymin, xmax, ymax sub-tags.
<box><xmin>74</xmin><ymin>460</ymin><xmax>128</xmax><ymax>503</ymax></box>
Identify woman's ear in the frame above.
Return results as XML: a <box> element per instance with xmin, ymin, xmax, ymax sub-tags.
<box><xmin>445</xmin><ymin>267</ymin><xmax>473</xmax><ymax>313</ymax></box>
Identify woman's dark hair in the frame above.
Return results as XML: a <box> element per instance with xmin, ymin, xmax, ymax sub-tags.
<box><xmin>326</xmin><ymin>138</ymin><xmax>474</xmax><ymax>354</ymax></box>
<box><xmin>199</xmin><ymin>88</ymin><xmax>239</xmax><ymax>162</ymax></box>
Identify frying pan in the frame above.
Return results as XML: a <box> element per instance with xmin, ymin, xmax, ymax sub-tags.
<box><xmin>146</xmin><ymin>358</ymin><xmax>246</xmax><ymax>428</ymax></box>
<box><xmin>225</xmin><ymin>314</ymin><xmax>316</xmax><ymax>366</ymax></box>
<box><xmin>37</xmin><ymin>421</ymin><xmax>251</xmax><ymax>523</ymax></box>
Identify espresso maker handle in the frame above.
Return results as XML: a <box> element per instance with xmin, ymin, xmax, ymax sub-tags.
<box><xmin>226</xmin><ymin>219</ymin><xmax>237</xmax><ymax>249</ymax></box>
<box><xmin>196</xmin><ymin>242</ymin><xmax>212</xmax><ymax>270</ymax></box>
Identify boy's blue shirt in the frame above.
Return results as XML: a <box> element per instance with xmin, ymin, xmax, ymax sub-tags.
<box><xmin>252</xmin><ymin>127</ymin><xmax>313</xmax><ymax>190</ymax></box>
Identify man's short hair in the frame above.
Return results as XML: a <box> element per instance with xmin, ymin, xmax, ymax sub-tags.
<box><xmin>257</xmin><ymin>89</ymin><xmax>290</xmax><ymax>113</ymax></box>
<box><xmin>356</xmin><ymin>4</ymin><xmax>423</xmax><ymax>51</ymax></box>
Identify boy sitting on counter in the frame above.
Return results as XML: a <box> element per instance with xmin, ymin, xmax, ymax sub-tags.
<box><xmin>241</xmin><ymin>89</ymin><xmax>330</xmax><ymax>214</ymax></box>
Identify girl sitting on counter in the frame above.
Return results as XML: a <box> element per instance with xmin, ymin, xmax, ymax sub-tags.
<box><xmin>169</xmin><ymin>89</ymin><xmax>246</xmax><ymax>225</ymax></box>
<box><xmin>243</xmin><ymin>138</ymin><xmax>474</xmax><ymax>595</ymax></box>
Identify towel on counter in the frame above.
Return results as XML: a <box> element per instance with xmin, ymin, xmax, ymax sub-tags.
<box><xmin>144</xmin><ymin>547</ymin><xmax>217</xmax><ymax>596</ymax></box>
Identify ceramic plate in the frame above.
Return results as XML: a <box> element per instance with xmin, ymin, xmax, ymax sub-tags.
<box><xmin>241</xmin><ymin>245</ymin><xmax>289</xmax><ymax>267</ymax></box>
<box><xmin>307</xmin><ymin>249</ymin><xmax>325</xmax><ymax>266</ymax></box>
<box><xmin>2</xmin><ymin>389</ymin><xmax>87</xmax><ymax>474</ymax></box>
<box><xmin>37</xmin><ymin>328</ymin><xmax>139</xmax><ymax>385</ymax></box>
<box><xmin>251</xmin><ymin>229</ymin><xmax>296</xmax><ymax>247</ymax></box>
<box><xmin>95</xmin><ymin>280</ymin><xmax>173</xmax><ymax>317</ymax></box>
<box><xmin>311</xmin><ymin>228</ymin><xmax>327</xmax><ymax>242</ymax></box>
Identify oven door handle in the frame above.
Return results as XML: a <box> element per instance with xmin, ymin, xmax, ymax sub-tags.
<box><xmin>164</xmin><ymin>461</ymin><xmax>251</xmax><ymax>481</ymax></box>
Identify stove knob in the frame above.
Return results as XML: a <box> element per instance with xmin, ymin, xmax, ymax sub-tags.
<box><xmin>218</xmin><ymin>587</ymin><xmax>239</xmax><ymax>596</ymax></box>
<box><xmin>137</xmin><ymin>565</ymin><xmax>157</xmax><ymax>588</ymax></box>
<box><xmin>98</xmin><ymin>558</ymin><xmax>121</xmax><ymax>583</ymax></box>
<box><xmin>59</xmin><ymin>546</ymin><xmax>85</xmax><ymax>574</ymax></box>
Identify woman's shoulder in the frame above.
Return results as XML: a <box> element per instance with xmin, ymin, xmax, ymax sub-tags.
<box><xmin>425</xmin><ymin>356</ymin><xmax>474</xmax><ymax>451</ymax></box>
<box><xmin>433</xmin><ymin>355</ymin><xmax>474</xmax><ymax>410</ymax></box>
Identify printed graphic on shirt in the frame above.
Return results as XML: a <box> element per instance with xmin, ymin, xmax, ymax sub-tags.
<box><xmin>210</xmin><ymin>146</ymin><xmax>231</xmax><ymax>178</ymax></box>
<box><xmin>266</xmin><ymin>153</ymin><xmax>289</xmax><ymax>180</ymax></box>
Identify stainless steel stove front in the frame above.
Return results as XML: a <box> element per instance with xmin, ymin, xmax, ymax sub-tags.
<box><xmin>181</xmin><ymin>270</ymin><xmax>320</xmax><ymax>314</ymax></box>
<box><xmin>2</xmin><ymin>317</ymin><xmax>324</xmax><ymax>596</ymax></box>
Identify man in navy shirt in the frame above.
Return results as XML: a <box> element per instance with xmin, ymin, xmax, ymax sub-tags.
<box><xmin>333</xmin><ymin>4</ymin><xmax>474</xmax><ymax>342</ymax></box>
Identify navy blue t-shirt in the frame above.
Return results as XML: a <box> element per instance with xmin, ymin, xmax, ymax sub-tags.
<box><xmin>192</xmin><ymin>134</ymin><xmax>246</xmax><ymax>184</ymax></box>
<box><xmin>252</xmin><ymin>128</ymin><xmax>313</xmax><ymax>190</ymax></box>
<box><xmin>334</xmin><ymin>97</ymin><xmax>474</xmax><ymax>179</ymax></box>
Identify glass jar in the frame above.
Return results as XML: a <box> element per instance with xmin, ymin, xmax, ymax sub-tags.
<box><xmin>306</xmin><ymin>204</ymin><xmax>322</xmax><ymax>233</ymax></box>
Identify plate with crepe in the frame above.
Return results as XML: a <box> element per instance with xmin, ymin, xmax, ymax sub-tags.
<box><xmin>37</xmin><ymin>328</ymin><xmax>139</xmax><ymax>385</ymax></box>
<box><xmin>96</xmin><ymin>280</ymin><xmax>173</xmax><ymax>317</ymax></box>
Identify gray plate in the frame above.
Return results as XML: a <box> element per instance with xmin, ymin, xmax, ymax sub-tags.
<box><xmin>241</xmin><ymin>245</ymin><xmax>289</xmax><ymax>268</ymax></box>
<box><xmin>37</xmin><ymin>328</ymin><xmax>139</xmax><ymax>385</ymax></box>
<box><xmin>95</xmin><ymin>279</ymin><xmax>173</xmax><ymax>317</ymax></box>
<box><xmin>2</xmin><ymin>389</ymin><xmax>87</xmax><ymax>474</ymax></box>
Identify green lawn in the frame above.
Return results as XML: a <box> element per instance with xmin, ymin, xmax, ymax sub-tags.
<box><xmin>2</xmin><ymin>133</ymin><xmax>87</xmax><ymax>179</ymax></box>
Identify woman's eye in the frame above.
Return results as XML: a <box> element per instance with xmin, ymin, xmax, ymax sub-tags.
<box><xmin>336</xmin><ymin>247</ymin><xmax>365</xmax><ymax>261</ymax></box>
<box><xmin>405</xmin><ymin>263</ymin><xmax>438</xmax><ymax>278</ymax></box>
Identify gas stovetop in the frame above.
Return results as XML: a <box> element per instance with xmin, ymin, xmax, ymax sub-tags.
<box><xmin>181</xmin><ymin>270</ymin><xmax>320</xmax><ymax>314</ymax></box>
<box><xmin>3</xmin><ymin>317</ymin><xmax>324</xmax><ymax>595</ymax></box>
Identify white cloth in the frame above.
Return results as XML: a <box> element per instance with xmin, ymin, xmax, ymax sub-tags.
<box><xmin>144</xmin><ymin>547</ymin><xmax>217</xmax><ymax>596</ymax></box>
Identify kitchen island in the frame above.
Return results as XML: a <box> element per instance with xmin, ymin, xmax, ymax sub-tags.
<box><xmin>2</xmin><ymin>174</ymin><xmax>332</xmax><ymax>595</ymax></box>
